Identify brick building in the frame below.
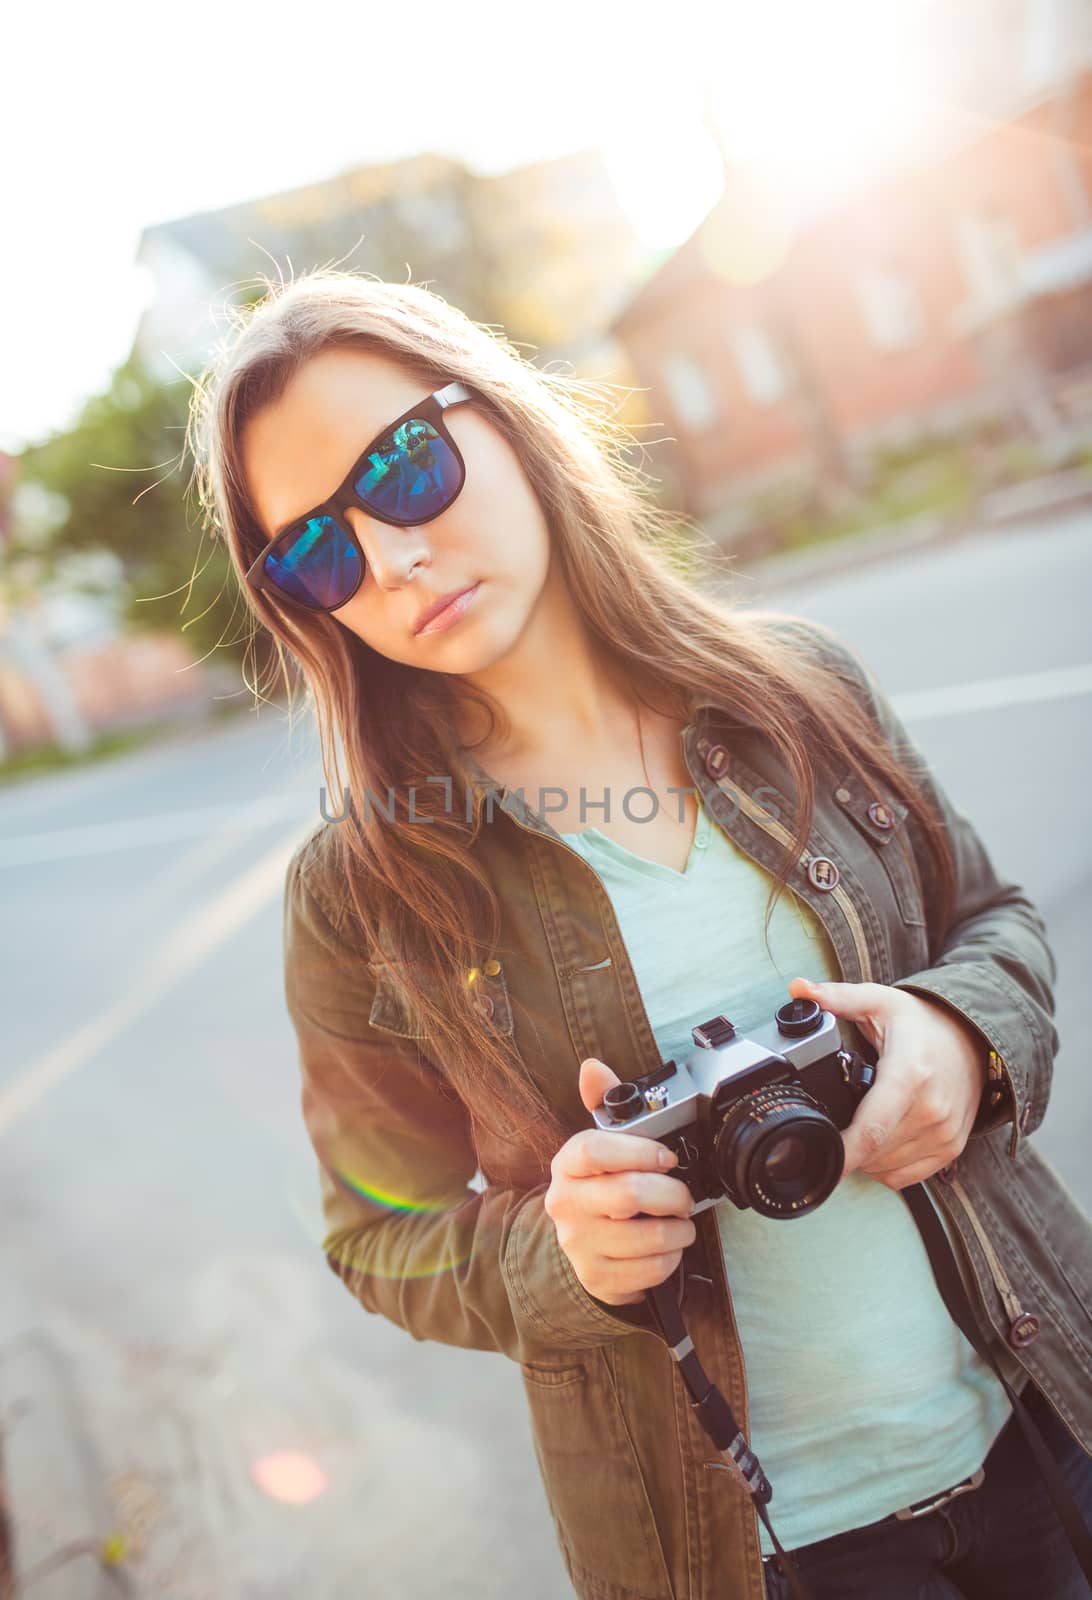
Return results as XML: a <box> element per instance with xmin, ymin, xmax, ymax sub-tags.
<box><xmin>611</xmin><ymin>67</ymin><xmax>1092</xmax><ymax>521</ymax></box>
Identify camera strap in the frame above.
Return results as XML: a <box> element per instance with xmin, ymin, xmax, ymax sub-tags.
<box><xmin>644</xmin><ymin>1177</ymin><xmax>1092</xmax><ymax>1597</ymax></box>
<box><xmin>645</xmin><ymin>1274</ymin><xmax>814</xmax><ymax>1600</ymax></box>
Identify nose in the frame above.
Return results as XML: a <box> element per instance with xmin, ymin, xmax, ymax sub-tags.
<box><xmin>345</xmin><ymin>508</ymin><xmax>432</xmax><ymax>588</ymax></box>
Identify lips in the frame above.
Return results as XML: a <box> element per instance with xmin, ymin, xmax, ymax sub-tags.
<box><xmin>413</xmin><ymin>583</ymin><xmax>480</xmax><ymax>635</ymax></box>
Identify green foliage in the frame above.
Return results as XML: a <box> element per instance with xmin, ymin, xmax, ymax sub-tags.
<box><xmin>13</xmin><ymin>357</ymin><xmax>252</xmax><ymax>668</ymax></box>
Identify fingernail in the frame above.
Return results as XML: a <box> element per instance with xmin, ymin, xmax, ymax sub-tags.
<box><xmin>658</xmin><ymin>1147</ymin><xmax>678</xmax><ymax>1168</ymax></box>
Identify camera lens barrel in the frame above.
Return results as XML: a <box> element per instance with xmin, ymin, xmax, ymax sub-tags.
<box><xmin>713</xmin><ymin>1085</ymin><xmax>844</xmax><ymax>1218</ymax></box>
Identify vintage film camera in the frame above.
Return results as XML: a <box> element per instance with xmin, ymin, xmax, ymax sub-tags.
<box><xmin>592</xmin><ymin>998</ymin><xmax>877</xmax><ymax>1218</ymax></box>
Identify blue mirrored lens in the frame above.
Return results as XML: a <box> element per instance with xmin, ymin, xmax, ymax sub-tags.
<box><xmin>264</xmin><ymin>515</ymin><xmax>361</xmax><ymax>610</ymax></box>
<box><xmin>353</xmin><ymin>419</ymin><xmax>461</xmax><ymax>522</ymax></box>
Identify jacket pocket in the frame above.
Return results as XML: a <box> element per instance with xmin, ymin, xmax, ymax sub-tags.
<box><xmin>367</xmin><ymin>956</ymin><xmax>516</xmax><ymax>1040</ymax></box>
<box><xmin>367</xmin><ymin>958</ymin><xmax>431</xmax><ymax>1039</ymax></box>
<box><xmin>521</xmin><ymin>1360</ymin><xmax>587</xmax><ymax>1389</ymax></box>
<box><xmin>833</xmin><ymin>769</ymin><xmax>926</xmax><ymax>928</ymax></box>
<box><xmin>519</xmin><ymin>1351</ymin><xmax>674</xmax><ymax>1598</ymax></box>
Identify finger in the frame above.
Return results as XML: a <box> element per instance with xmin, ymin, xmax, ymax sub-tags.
<box><xmin>574</xmin><ymin>1170</ymin><xmax>696</xmax><ymax>1221</ymax></box>
<box><xmin>840</xmin><ymin>1062</ymin><xmax>920</xmax><ymax>1175</ymax></box>
<box><xmin>854</xmin><ymin>1083</ymin><xmax>972</xmax><ymax>1177</ymax></box>
<box><xmin>591</xmin><ymin>1251</ymin><xmax>685</xmax><ymax>1299</ymax></box>
<box><xmin>557</xmin><ymin>1129</ymin><xmax>677</xmax><ymax>1180</ymax></box>
<box><xmin>864</xmin><ymin>1123</ymin><xmax>968</xmax><ymax>1177</ymax></box>
<box><xmin>788</xmin><ymin>977</ymin><xmax>887</xmax><ymax>1052</ymax></box>
<box><xmin>862</xmin><ymin>1154</ymin><xmax>952</xmax><ymax>1191</ymax></box>
<box><xmin>788</xmin><ymin>977</ymin><xmax>893</xmax><ymax>1024</ymax></box>
<box><xmin>594</xmin><ymin>1214</ymin><xmax>697</xmax><ymax>1261</ymax></box>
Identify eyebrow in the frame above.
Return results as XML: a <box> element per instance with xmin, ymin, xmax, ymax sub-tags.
<box><xmin>270</xmin><ymin>441</ymin><xmax>366</xmax><ymax>541</ymax></box>
<box><xmin>267</xmin><ymin>409</ymin><xmax>406</xmax><ymax>541</ymax></box>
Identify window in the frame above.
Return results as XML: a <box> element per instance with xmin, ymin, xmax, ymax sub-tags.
<box><xmin>661</xmin><ymin>354</ymin><xmax>720</xmax><ymax>430</ymax></box>
<box><xmin>956</xmin><ymin>211</ymin><xmax>1023</xmax><ymax>311</ymax></box>
<box><xmin>855</xmin><ymin>267</ymin><xmax>926</xmax><ymax>350</ymax></box>
<box><xmin>731</xmin><ymin>322</ymin><xmax>787</xmax><ymax>404</ymax></box>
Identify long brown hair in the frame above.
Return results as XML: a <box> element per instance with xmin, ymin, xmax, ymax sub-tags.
<box><xmin>187</xmin><ymin>268</ymin><xmax>954</xmax><ymax>1183</ymax></box>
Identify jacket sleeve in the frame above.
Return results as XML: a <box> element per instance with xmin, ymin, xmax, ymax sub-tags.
<box><xmin>806</xmin><ymin>620</ymin><xmax>1059</xmax><ymax>1160</ymax></box>
<box><xmin>284</xmin><ymin>837</ymin><xmax>651</xmax><ymax>1360</ymax></box>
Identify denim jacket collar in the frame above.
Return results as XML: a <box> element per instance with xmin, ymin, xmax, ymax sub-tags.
<box><xmin>453</xmin><ymin>702</ymin><xmax>727</xmax><ymax>839</ymax></box>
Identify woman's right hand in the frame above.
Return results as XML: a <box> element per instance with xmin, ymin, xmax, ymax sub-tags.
<box><xmin>543</xmin><ymin>1058</ymin><xmax>698</xmax><ymax>1306</ymax></box>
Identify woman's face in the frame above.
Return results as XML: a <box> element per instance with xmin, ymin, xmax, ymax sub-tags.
<box><xmin>241</xmin><ymin>345</ymin><xmax>555</xmax><ymax>676</ymax></box>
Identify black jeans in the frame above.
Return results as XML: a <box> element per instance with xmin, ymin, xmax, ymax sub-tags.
<box><xmin>762</xmin><ymin>1384</ymin><xmax>1092</xmax><ymax>1599</ymax></box>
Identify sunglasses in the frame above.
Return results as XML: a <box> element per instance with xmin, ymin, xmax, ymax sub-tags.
<box><xmin>244</xmin><ymin>380</ymin><xmax>473</xmax><ymax>613</ymax></box>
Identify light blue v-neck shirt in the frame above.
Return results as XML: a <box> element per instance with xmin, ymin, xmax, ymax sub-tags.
<box><xmin>559</xmin><ymin>799</ymin><xmax>1012</xmax><ymax>1555</ymax></box>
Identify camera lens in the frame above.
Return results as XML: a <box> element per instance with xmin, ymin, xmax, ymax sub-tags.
<box><xmin>713</xmin><ymin>1085</ymin><xmax>844</xmax><ymax>1218</ymax></box>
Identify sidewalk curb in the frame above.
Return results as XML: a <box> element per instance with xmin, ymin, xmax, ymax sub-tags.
<box><xmin>0</xmin><ymin>1332</ymin><xmax>123</xmax><ymax>1598</ymax></box>
<box><xmin>711</xmin><ymin>469</ymin><xmax>1092</xmax><ymax>596</ymax></box>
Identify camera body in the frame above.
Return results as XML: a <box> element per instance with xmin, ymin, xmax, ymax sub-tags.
<box><xmin>592</xmin><ymin>998</ymin><xmax>876</xmax><ymax>1219</ymax></box>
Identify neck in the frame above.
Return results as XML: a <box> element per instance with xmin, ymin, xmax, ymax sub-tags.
<box><xmin>452</xmin><ymin>558</ymin><xmax>673</xmax><ymax>762</ymax></box>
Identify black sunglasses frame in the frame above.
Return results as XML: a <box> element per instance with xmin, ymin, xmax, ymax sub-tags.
<box><xmin>244</xmin><ymin>380</ymin><xmax>474</xmax><ymax>612</ymax></box>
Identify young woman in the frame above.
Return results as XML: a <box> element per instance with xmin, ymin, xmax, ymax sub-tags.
<box><xmin>189</xmin><ymin>270</ymin><xmax>1092</xmax><ymax>1600</ymax></box>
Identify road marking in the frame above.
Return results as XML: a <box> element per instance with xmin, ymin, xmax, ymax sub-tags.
<box><xmin>0</xmin><ymin>793</ymin><xmax>309</xmax><ymax>869</ymax></box>
<box><xmin>0</xmin><ymin>825</ymin><xmax>309</xmax><ymax>1136</ymax></box>
<box><xmin>892</xmin><ymin>663</ymin><xmax>1092</xmax><ymax>722</ymax></box>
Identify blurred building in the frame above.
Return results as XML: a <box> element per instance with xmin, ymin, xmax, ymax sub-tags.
<box><xmin>0</xmin><ymin>569</ymin><xmax>218</xmax><ymax>761</ymax></box>
<box><xmin>611</xmin><ymin>15</ymin><xmax>1092</xmax><ymax>522</ymax></box>
<box><xmin>132</xmin><ymin>148</ymin><xmax>642</xmax><ymax>380</ymax></box>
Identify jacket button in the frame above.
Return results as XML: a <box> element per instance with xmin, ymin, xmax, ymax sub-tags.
<box><xmin>867</xmin><ymin>801</ymin><xmax>894</xmax><ymax>830</ymax></box>
<box><xmin>1020</xmin><ymin>1099</ymin><xmax>1034</xmax><ymax>1133</ymax></box>
<box><xmin>478</xmin><ymin>994</ymin><xmax>495</xmax><ymax>1019</ymax></box>
<box><xmin>704</xmin><ymin>744</ymin><xmax>729</xmax><ymax>780</ymax></box>
<box><xmin>1008</xmin><ymin>1312</ymin><xmax>1041</xmax><ymax>1348</ymax></box>
<box><xmin>807</xmin><ymin>856</ymin><xmax>840</xmax><ymax>892</ymax></box>
<box><xmin>483</xmin><ymin>958</ymin><xmax>501</xmax><ymax>976</ymax></box>
<box><xmin>835</xmin><ymin>787</ymin><xmax>852</xmax><ymax>804</ymax></box>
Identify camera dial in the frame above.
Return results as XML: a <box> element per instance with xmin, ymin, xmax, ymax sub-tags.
<box><xmin>775</xmin><ymin>997</ymin><xmax>824</xmax><ymax>1038</ymax></box>
<box><xmin>603</xmin><ymin>1081</ymin><xmax>644</xmax><ymax>1123</ymax></box>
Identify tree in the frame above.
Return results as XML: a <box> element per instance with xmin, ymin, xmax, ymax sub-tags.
<box><xmin>13</xmin><ymin>357</ymin><xmax>257</xmax><ymax>676</ymax></box>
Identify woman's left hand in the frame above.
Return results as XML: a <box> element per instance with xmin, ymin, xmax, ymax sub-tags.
<box><xmin>788</xmin><ymin>976</ymin><xmax>989</xmax><ymax>1190</ymax></box>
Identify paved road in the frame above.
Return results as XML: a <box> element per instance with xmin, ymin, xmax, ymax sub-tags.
<box><xmin>1</xmin><ymin>505</ymin><xmax>1089</xmax><ymax>1597</ymax></box>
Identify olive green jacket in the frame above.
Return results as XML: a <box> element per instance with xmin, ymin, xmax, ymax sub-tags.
<box><xmin>283</xmin><ymin>616</ymin><xmax>1092</xmax><ymax>1600</ymax></box>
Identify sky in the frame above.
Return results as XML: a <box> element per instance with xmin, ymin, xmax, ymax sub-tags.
<box><xmin>1</xmin><ymin>0</ymin><xmax>961</xmax><ymax>455</ymax></box>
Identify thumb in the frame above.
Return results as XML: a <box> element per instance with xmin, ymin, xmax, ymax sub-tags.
<box><xmin>579</xmin><ymin>1057</ymin><xmax>622</xmax><ymax>1114</ymax></box>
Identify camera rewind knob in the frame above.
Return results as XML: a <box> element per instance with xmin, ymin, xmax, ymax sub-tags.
<box><xmin>603</xmin><ymin>1081</ymin><xmax>644</xmax><ymax>1122</ymax></box>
